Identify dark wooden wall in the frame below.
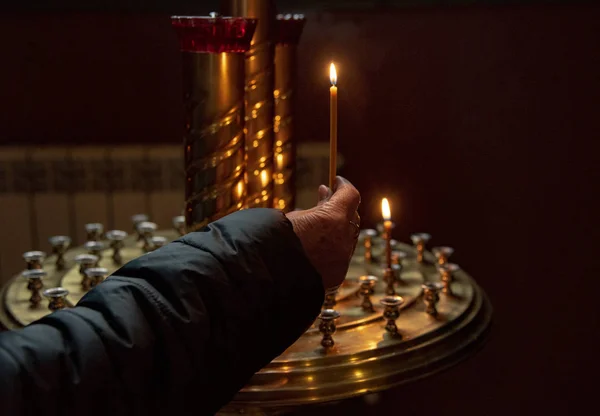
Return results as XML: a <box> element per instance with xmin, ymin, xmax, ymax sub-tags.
<box><xmin>1</xmin><ymin>2</ymin><xmax>599</xmax><ymax>415</ymax></box>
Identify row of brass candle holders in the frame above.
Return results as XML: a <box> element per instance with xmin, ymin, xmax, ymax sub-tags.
<box><xmin>317</xmin><ymin>228</ymin><xmax>462</xmax><ymax>349</ymax></box>
<box><xmin>3</xmin><ymin>210</ymin><xmax>492</xmax><ymax>413</ymax></box>
<box><xmin>18</xmin><ymin>215</ymin><xmax>187</xmax><ymax>312</ymax></box>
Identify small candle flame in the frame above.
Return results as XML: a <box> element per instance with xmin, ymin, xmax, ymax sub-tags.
<box><xmin>329</xmin><ymin>63</ymin><xmax>337</xmax><ymax>86</ymax></box>
<box><xmin>381</xmin><ymin>198</ymin><xmax>391</xmax><ymax>221</ymax></box>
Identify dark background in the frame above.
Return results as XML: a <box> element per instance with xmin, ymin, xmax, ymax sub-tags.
<box><xmin>1</xmin><ymin>0</ymin><xmax>598</xmax><ymax>414</ymax></box>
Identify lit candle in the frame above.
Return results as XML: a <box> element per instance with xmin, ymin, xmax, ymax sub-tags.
<box><xmin>381</xmin><ymin>198</ymin><xmax>393</xmax><ymax>268</ymax></box>
<box><xmin>329</xmin><ymin>63</ymin><xmax>338</xmax><ymax>190</ymax></box>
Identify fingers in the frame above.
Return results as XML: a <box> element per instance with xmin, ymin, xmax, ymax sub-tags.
<box><xmin>329</xmin><ymin>176</ymin><xmax>361</xmax><ymax>218</ymax></box>
<box><xmin>317</xmin><ymin>185</ymin><xmax>331</xmax><ymax>206</ymax></box>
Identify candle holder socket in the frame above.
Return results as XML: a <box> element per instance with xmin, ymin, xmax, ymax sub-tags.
<box><xmin>23</xmin><ymin>251</ymin><xmax>46</xmax><ymax>270</ymax></box>
<box><xmin>319</xmin><ymin>309</ymin><xmax>341</xmax><ymax>349</ymax></box>
<box><xmin>22</xmin><ymin>269</ymin><xmax>46</xmax><ymax>307</ymax></box>
<box><xmin>410</xmin><ymin>233</ymin><xmax>431</xmax><ymax>263</ymax></box>
<box><xmin>380</xmin><ymin>295</ymin><xmax>404</xmax><ymax>336</ymax></box>
<box><xmin>43</xmin><ymin>287</ymin><xmax>69</xmax><ymax>311</ymax></box>
<box><xmin>49</xmin><ymin>236</ymin><xmax>71</xmax><ymax>271</ymax></box>
<box><xmin>359</xmin><ymin>275</ymin><xmax>378</xmax><ymax>312</ymax></box>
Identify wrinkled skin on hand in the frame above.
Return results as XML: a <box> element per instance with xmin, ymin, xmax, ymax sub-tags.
<box><xmin>286</xmin><ymin>176</ymin><xmax>361</xmax><ymax>290</ymax></box>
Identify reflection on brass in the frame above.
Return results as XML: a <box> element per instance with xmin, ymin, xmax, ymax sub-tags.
<box><xmin>422</xmin><ymin>282</ymin><xmax>444</xmax><ymax>316</ymax></box>
<box><xmin>223</xmin><ymin>0</ymin><xmax>276</xmax><ymax>208</ymax></box>
<box><xmin>273</xmin><ymin>14</ymin><xmax>306</xmax><ymax>212</ymax></box>
<box><xmin>433</xmin><ymin>246</ymin><xmax>454</xmax><ymax>266</ymax></box>
<box><xmin>319</xmin><ymin>309</ymin><xmax>340</xmax><ymax>349</ymax></box>
<box><xmin>182</xmin><ymin>52</ymin><xmax>247</xmax><ymax>230</ymax></box>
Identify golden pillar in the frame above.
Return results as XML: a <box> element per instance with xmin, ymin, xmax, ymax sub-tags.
<box><xmin>171</xmin><ymin>15</ymin><xmax>257</xmax><ymax>231</ymax></box>
<box><xmin>273</xmin><ymin>14</ymin><xmax>306</xmax><ymax>212</ymax></box>
<box><xmin>222</xmin><ymin>0</ymin><xmax>276</xmax><ymax>208</ymax></box>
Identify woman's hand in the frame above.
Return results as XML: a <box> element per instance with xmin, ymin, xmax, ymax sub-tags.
<box><xmin>286</xmin><ymin>176</ymin><xmax>361</xmax><ymax>290</ymax></box>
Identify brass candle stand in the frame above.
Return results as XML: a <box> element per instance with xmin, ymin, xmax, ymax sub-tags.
<box><xmin>273</xmin><ymin>13</ymin><xmax>305</xmax><ymax>212</ymax></box>
<box><xmin>0</xmin><ymin>213</ymin><xmax>491</xmax><ymax>415</ymax></box>
<box><xmin>222</xmin><ymin>0</ymin><xmax>277</xmax><ymax>209</ymax></box>
<box><xmin>171</xmin><ymin>14</ymin><xmax>256</xmax><ymax>231</ymax></box>
<box><xmin>0</xmin><ymin>5</ymin><xmax>491</xmax><ymax>412</ymax></box>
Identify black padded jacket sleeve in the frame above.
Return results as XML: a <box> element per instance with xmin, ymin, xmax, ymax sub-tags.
<box><xmin>0</xmin><ymin>208</ymin><xmax>324</xmax><ymax>416</ymax></box>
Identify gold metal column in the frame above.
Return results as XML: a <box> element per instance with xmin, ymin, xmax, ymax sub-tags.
<box><xmin>171</xmin><ymin>15</ymin><xmax>257</xmax><ymax>231</ymax></box>
<box><xmin>273</xmin><ymin>14</ymin><xmax>306</xmax><ymax>212</ymax></box>
<box><xmin>222</xmin><ymin>0</ymin><xmax>276</xmax><ymax>208</ymax></box>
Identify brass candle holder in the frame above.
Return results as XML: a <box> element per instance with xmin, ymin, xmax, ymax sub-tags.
<box><xmin>84</xmin><ymin>241</ymin><xmax>104</xmax><ymax>264</ymax></box>
<box><xmin>150</xmin><ymin>236</ymin><xmax>168</xmax><ymax>251</ymax></box>
<box><xmin>74</xmin><ymin>254</ymin><xmax>99</xmax><ymax>291</ymax></box>
<box><xmin>433</xmin><ymin>246</ymin><xmax>454</xmax><ymax>266</ymax></box>
<box><xmin>85</xmin><ymin>223</ymin><xmax>104</xmax><ymax>242</ymax></box>
<box><xmin>85</xmin><ymin>267</ymin><xmax>109</xmax><ymax>288</ymax></box>
<box><xmin>422</xmin><ymin>282</ymin><xmax>444</xmax><ymax>316</ymax></box>
<box><xmin>132</xmin><ymin>214</ymin><xmax>149</xmax><ymax>242</ymax></box>
<box><xmin>381</xmin><ymin>295</ymin><xmax>404</xmax><ymax>336</ymax></box>
<box><xmin>43</xmin><ymin>287</ymin><xmax>69</xmax><ymax>312</ymax></box>
<box><xmin>23</xmin><ymin>251</ymin><xmax>45</xmax><ymax>270</ymax></box>
<box><xmin>359</xmin><ymin>275</ymin><xmax>378</xmax><ymax>312</ymax></box>
<box><xmin>318</xmin><ymin>309</ymin><xmax>340</xmax><ymax>349</ymax></box>
<box><xmin>411</xmin><ymin>233</ymin><xmax>431</xmax><ymax>264</ymax></box>
<box><xmin>361</xmin><ymin>229</ymin><xmax>377</xmax><ymax>264</ymax></box>
<box><xmin>137</xmin><ymin>222</ymin><xmax>157</xmax><ymax>253</ymax></box>
<box><xmin>438</xmin><ymin>263</ymin><xmax>460</xmax><ymax>295</ymax></box>
<box><xmin>172</xmin><ymin>216</ymin><xmax>186</xmax><ymax>236</ymax></box>
<box><xmin>106</xmin><ymin>230</ymin><xmax>128</xmax><ymax>265</ymax></box>
<box><xmin>22</xmin><ymin>269</ymin><xmax>46</xmax><ymax>308</ymax></box>
<box><xmin>49</xmin><ymin>235</ymin><xmax>71</xmax><ymax>271</ymax></box>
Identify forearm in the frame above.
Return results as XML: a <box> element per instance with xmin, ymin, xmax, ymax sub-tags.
<box><xmin>0</xmin><ymin>209</ymin><xmax>324</xmax><ymax>415</ymax></box>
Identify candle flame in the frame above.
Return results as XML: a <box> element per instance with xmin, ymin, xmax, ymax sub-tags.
<box><xmin>329</xmin><ymin>63</ymin><xmax>337</xmax><ymax>86</ymax></box>
<box><xmin>381</xmin><ymin>198</ymin><xmax>391</xmax><ymax>221</ymax></box>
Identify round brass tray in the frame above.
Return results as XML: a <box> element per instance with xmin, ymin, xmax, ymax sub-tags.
<box><xmin>0</xmin><ymin>227</ymin><xmax>492</xmax><ymax>414</ymax></box>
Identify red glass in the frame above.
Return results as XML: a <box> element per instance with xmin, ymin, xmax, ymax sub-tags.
<box><xmin>171</xmin><ymin>15</ymin><xmax>257</xmax><ymax>53</ymax></box>
<box><xmin>275</xmin><ymin>14</ymin><xmax>306</xmax><ymax>45</ymax></box>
